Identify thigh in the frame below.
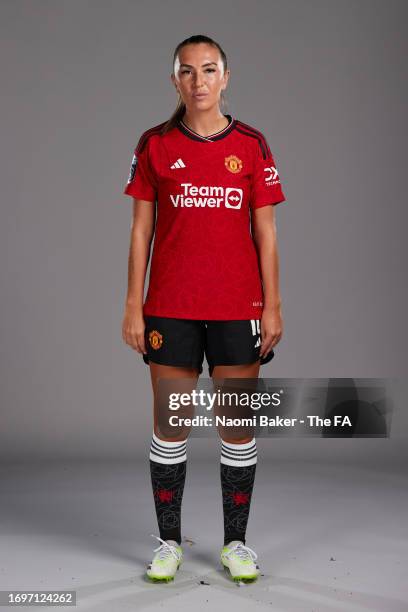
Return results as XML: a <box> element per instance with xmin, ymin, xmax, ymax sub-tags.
<box><xmin>149</xmin><ymin>362</ymin><xmax>200</xmax><ymax>442</ymax></box>
<box><xmin>149</xmin><ymin>362</ymin><xmax>200</xmax><ymax>395</ymax></box>
<box><xmin>205</xmin><ymin>319</ymin><xmax>273</xmax><ymax>377</ymax></box>
<box><xmin>211</xmin><ymin>362</ymin><xmax>260</xmax><ymax>379</ymax></box>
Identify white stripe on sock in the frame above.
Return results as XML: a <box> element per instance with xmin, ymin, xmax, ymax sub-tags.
<box><xmin>222</xmin><ymin>438</ymin><xmax>256</xmax><ymax>451</ymax></box>
<box><xmin>220</xmin><ymin>438</ymin><xmax>257</xmax><ymax>466</ymax></box>
<box><xmin>150</xmin><ymin>432</ymin><xmax>187</xmax><ymax>464</ymax></box>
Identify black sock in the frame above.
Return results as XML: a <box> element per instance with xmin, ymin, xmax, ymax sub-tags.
<box><xmin>149</xmin><ymin>432</ymin><xmax>187</xmax><ymax>545</ymax></box>
<box><xmin>220</xmin><ymin>438</ymin><xmax>257</xmax><ymax>546</ymax></box>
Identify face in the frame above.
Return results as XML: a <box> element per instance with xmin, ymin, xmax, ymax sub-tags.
<box><xmin>171</xmin><ymin>43</ymin><xmax>230</xmax><ymax>111</ymax></box>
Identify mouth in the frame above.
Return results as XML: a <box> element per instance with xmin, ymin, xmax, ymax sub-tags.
<box><xmin>192</xmin><ymin>93</ymin><xmax>208</xmax><ymax>99</ymax></box>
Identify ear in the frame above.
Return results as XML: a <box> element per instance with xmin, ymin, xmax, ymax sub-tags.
<box><xmin>222</xmin><ymin>69</ymin><xmax>230</xmax><ymax>90</ymax></box>
<box><xmin>170</xmin><ymin>73</ymin><xmax>178</xmax><ymax>92</ymax></box>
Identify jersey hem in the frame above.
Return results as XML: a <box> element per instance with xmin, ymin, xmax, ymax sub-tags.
<box><xmin>251</xmin><ymin>197</ymin><xmax>286</xmax><ymax>209</ymax></box>
<box><xmin>142</xmin><ymin>308</ymin><xmax>264</xmax><ymax>321</ymax></box>
<box><xmin>123</xmin><ymin>186</ymin><xmax>156</xmax><ymax>201</ymax></box>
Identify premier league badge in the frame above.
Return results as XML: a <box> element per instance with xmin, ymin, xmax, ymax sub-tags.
<box><xmin>127</xmin><ymin>153</ymin><xmax>138</xmax><ymax>183</ymax></box>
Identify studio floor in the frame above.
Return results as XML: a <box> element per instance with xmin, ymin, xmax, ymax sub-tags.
<box><xmin>1</xmin><ymin>450</ymin><xmax>407</xmax><ymax>612</ymax></box>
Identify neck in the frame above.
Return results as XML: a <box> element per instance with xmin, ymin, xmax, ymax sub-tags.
<box><xmin>182</xmin><ymin>106</ymin><xmax>228</xmax><ymax>137</ymax></box>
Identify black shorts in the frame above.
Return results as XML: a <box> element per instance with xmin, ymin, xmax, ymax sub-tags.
<box><xmin>142</xmin><ymin>316</ymin><xmax>274</xmax><ymax>376</ymax></box>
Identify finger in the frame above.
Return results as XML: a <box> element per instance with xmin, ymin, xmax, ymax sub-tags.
<box><xmin>264</xmin><ymin>332</ymin><xmax>279</xmax><ymax>351</ymax></box>
<box><xmin>267</xmin><ymin>330</ymin><xmax>282</xmax><ymax>347</ymax></box>
<box><xmin>260</xmin><ymin>336</ymin><xmax>273</xmax><ymax>357</ymax></box>
<box><xmin>272</xmin><ymin>333</ymin><xmax>282</xmax><ymax>347</ymax></box>
<box><xmin>267</xmin><ymin>335</ymin><xmax>278</xmax><ymax>350</ymax></box>
<box><xmin>132</xmin><ymin>334</ymin><xmax>143</xmax><ymax>352</ymax></box>
<box><xmin>137</xmin><ymin>333</ymin><xmax>147</xmax><ymax>354</ymax></box>
<box><xmin>261</xmin><ymin>345</ymin><xmax>274</xmax><ymax>358</ymax></box>
<box><xmin>126</xmin><ymin>331</ymin><xmax>139</xmax><ymax>351</ymax></box>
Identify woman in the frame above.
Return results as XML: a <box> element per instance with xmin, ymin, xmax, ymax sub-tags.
<box><xmin>122</xmin><ymin>34</ymin><xmax>286</xmax><ymax>583</ymax></box>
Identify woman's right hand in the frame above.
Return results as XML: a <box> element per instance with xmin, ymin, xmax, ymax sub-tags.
<box><xmin>122</xmin><ymin>305</ymin><xmax>147</xmax><ymax>354</ymax></box>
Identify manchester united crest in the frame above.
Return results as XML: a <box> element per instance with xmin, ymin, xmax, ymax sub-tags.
<box><xmin>225</xmin><ymin>154</ymin><xmax>243</xmax><ymax>174</ymax></box>
<box><xmin>149</xmin><ymin>330</ymin><xmax>163</xmax><ymax>350</ymax></box>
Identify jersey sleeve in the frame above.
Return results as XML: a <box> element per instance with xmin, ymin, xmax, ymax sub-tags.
<box><xmin>250</xmin><ymin>135</ymin><xmax>286</xmax><ymax>210</ymax></box>
<box><xmin>123</xmin><ymin>133</ymin><xmax>157</xmax><ymax>202</ymax></box>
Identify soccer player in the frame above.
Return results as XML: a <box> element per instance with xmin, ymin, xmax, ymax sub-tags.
<box><xmin>122</xmin><ymin>34</ymin><xmax>286</xmax><ymax>583</ymax></box>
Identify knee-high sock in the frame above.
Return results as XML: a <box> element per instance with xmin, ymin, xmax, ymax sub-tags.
<box><xmin>220</xmin><ymin>438</ymin><xmax>257</xmax><ymax>545</ymax></box>
<box><xmin>149</xmin><ymin>431</ymin><xmax>187</xmax><ymax>545</ymax></box>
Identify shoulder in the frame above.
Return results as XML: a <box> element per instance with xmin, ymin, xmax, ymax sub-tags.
<box><xmin>135</xmin><ymin>120</ymin><xmax>168</xmax><ymax>154</ymax></box>
<box><xmin>234</xmin><ymin>119</ymin><xmax>272</xmax><ymax>160</ymax></box>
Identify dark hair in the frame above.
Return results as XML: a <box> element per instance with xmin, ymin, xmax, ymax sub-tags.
<box><xmin>161</xmin><ymin>35</ymin><xmax>229</xmax><ymax>135</ymax></box>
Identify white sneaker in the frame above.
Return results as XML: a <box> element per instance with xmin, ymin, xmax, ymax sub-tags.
<box><xmin>146</xmin><ymin>534</ymin><xmax>183</xmax><ymax>582</ymax></box>
<box><xmin>220</xmin><ymin>540</ymin><xmax>260</xmax><ymax>582</ymax></box>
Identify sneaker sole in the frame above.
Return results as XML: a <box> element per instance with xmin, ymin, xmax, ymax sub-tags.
<box><xmin>221</xmin><ymin>561</ymin><xmax>259</xmax><ymax>583</ymax></box>
<box><xmin>146</xmin><ymin>561</ymin><xmax>181</xmax><ymax>582</ymax></box>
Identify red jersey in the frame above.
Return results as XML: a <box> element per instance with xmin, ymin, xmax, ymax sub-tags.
<box><xmin>123</xmin><ymin>114</ymin><xmax>286</xmax><ymax>320</ymax></box>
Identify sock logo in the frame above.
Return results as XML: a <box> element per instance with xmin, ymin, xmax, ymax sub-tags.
<box><xmin>154</xmin><ymin>488</ymin><xmax>174</xmax><ymax>503</ymax></box>
<box><xmin>231</xmin><ymin>491</ymin><xmax>250</xmax><ymax>506</ymax></box>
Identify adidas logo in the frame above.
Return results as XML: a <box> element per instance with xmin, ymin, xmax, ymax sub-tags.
<box><xmin>250</xmin><ymin>319</ymin><xmax>261</xmax><ymax>348</ymax></box>
<box><xmin>170</xmin><ymin>158</ymin><xmax>186</xmax><ymax>169</ymax></box>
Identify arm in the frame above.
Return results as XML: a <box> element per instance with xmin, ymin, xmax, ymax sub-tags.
<box><xmin>122</xmin><ymin>198</ymin><xmax>155</xmax><ymax>353</ymax></box>
<box><xmin>251</xmin><ymin>204</ymin><xmax>283</xmax><ymax>357</ymax></box>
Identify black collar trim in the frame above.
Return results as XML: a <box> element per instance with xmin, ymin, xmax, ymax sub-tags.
<box><xmin>177</xmin><ymin>114</ymin><xmax>236</xmax><ymax>142</ymax></box>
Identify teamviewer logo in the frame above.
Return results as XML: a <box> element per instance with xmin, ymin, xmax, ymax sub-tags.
<box><xmin>224</xmin><ymin>187</ymin><xmax>243</xmax><ymax>209</ymax></box>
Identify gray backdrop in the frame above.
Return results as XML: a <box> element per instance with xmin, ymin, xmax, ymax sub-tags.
<box><xmin>1</xmin><ymin>0</ymin><xmax>407</xmax><ymax>463</ymax></box>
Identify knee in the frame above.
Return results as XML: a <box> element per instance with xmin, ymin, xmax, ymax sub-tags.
<box><xmin>153</xmin><ymin>425</ymin><xmax>189</xmax><ymax>443</ymax></box>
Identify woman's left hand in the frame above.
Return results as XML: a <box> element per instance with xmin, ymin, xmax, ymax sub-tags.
<box><xmin>259</xmin><ymin>307</ymin><xmax>283</xmax><ymax>358</ymax></box>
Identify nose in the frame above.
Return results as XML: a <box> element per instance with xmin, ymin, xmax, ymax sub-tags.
<box><xmin>193</xmin><ymin>72</ymin><xmax>205</xmax><ymax>88</ymax></box>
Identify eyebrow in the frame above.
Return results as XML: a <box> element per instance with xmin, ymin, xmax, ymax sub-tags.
<box><xmin>179</xmin><ymin>62</ymin><xmax>218</xmax><ymax>68</ymax></box>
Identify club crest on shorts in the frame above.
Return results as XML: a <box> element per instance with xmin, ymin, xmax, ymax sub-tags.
<box><xmin>225</xmin><ymin>154</ymin><xmax>243</xmax><ymax>174</ymax></box>
<box><xmin>149</xmin><ymin>330</ymin><xmax>163</xmax><ymax>350</ymax></box>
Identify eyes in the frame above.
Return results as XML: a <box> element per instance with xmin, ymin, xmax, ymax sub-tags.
<box><xmin>180</xmin><ymin>68</ymin><xmax>216</xmax><ymax>75</ymax></box>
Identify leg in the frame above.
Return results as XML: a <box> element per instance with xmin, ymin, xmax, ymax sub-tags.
<box><xmin>212</xmin><ymin>361</ymin><xmax>260</xmax><ymax>444</ymax></box>
<box><xmin>211</xmin><ymin>362</ymin><xmax>260</xmax><ymax>379</ymax></box>
<box><xmin>148</xmin><ymin>363</ymin><xmax>199</xmax><ymax>545</ymax></box>
<box><xmin>212</xmin><ymin>362</ymin><xmax>259</xmax><ymax>547</ymax></box>
<box><xmin>149</xmin><ymin>362</ymin><xmax>200</xmax><ymax>441</ymax></box>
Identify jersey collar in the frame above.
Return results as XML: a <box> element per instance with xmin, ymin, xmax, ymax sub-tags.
<box><xmin>177</xmin><ymin>114</ymin><xmax>236</xmax><ymax>142</ymax></box>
